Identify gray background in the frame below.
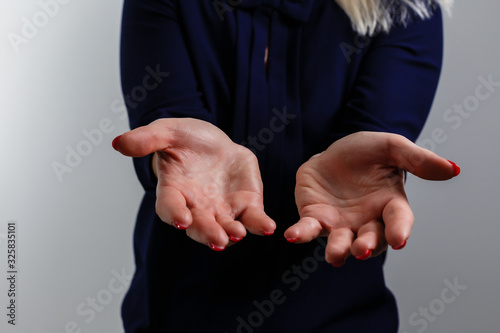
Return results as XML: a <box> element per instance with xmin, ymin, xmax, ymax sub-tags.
<box><xmin>0</xmin><ymin>0</ymin><xmax>498</xmax><ymax>332</ymax></box>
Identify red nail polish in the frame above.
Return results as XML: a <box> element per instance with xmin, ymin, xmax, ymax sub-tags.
<box><xmin>173</xmin><ymin>222</ymin><xmax>188</xmax><ymax>230</ymax></box>
<box><xmin>393</xmin><ymin>239</ymin><xmax>407</xmax><ymax>250</ymax></box>
<box><xmin>209</xmin><ymin>243</ymin><xmax>225</xmax><ymax>252</ymax></box>
<box><xmin>355</xmin><ymin>249</ymin><xmax>372</xmax><ymax>260</ymax></box>
<box><xmin>112</xmin><ymin>135</ymin><xmax>122</xmax><ymax>151</ymax></box>
<box><xmin>229</xmin><ymin>235</ymin><xmax>242</xmax><ymax>243</ymax></box>
<box><xmin>332</xmin><ymin>261</ymin><xmax>345</xmax><ymax>268</ymax></box>
<box><xmin>286</xmin><ymin>237</ymin><xmax>299</xmax><ymax>243</ymax></box>
<box><xmin>447</xmin><ymin>160</ymin><xmax>461</xmax><ymax>177</ymax></box>
<box><xmin>263</xmin><ymin>231</ymin><xmax>274</xmax><ymax>236</ymax></box>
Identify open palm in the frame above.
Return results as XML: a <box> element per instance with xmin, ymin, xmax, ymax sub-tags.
<box><xmin>113</xmin><ymin>118</ymin><xmax>276</xmax><ymax>251</ymax></box>
<box><xmin>285</xmin><ymin>132</ymin><xmax>460</xmax><ymax>266</ymax></box>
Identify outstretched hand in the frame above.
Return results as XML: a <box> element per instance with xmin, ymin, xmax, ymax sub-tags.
<box><xmin>113</xmin><ymin>118</ymin><xmax>276</xmax><ymax>251</ymax></box>
<box><xmin>285</xmin><ymin>132</ymin><xmax>460</xmax><ymax>267</ymax></box>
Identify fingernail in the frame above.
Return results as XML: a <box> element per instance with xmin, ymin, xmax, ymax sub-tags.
<box><xmin>355</xmin><ymin>249</ymin><xmax>372</xmax><ymax>260</ymax></box>
<box><xmin>229</xmin><ymin>235</ymin><xmax>243</xmax><ymax>243</ymax></box>
<box><xmin>112</xmin><ymin>135</ymin><xmax>122</xmax><ymax>151</ymax></box>
<box><xmin>173</xmin><ymin>222</ymin><xmax>188</xmax><ymax>230</ymax></box>
<box><xmin>447</xmin><ymin>160</ymin><xmax>461</xmax><ymax>177</ymax></box>
<box><xmin>392</xmin><ymin>239</ymin><xmax>407</xmax><ymax>250</ymax></box>
<box><xmin>286</xmin><ymin>237</ymin><xmax>299</xmax><ymax>243</ymax></box>
<box><xmin>332</xmin><ymin>261</ymin><xmax>345</xmax><ymax>268</ymax></box>
<box><xmin>263</xmin><ymin>230</ymin><xmax>274</xmax><ymax>236</ymax></box>
<box><xmin>208</xmin><ymin>243</ymin><xmax>225</xmax><ymax>252</ymax></box>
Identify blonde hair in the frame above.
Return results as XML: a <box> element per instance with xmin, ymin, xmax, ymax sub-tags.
<box><xmin>335</xmin><ymin>0</ymin><xmax>454</xmax><ymax>35</ymax></box>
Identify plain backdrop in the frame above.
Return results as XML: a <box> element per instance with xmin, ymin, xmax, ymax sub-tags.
<box><xmin>0</xmin><ymin>0</ymin><xmax>498</xmax><ymax>332</ymax></box>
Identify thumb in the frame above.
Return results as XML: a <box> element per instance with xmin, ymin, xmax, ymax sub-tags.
<box><xmin>389</xmin><ymin>135</ymin><xmax>460</xmax><ymax>181</ymax></box>
<box><xmin>111</xmin><ymin>118</ymin><xmax>182</xmax><ymax>157</ymax></box>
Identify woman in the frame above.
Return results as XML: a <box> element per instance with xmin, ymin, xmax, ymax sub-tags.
<box><xmin>113</xmin><ymin>0</ymin><xmax>459</xmax><ymax>332</ymax></box>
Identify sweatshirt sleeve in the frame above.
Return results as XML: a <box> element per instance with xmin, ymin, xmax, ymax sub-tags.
<box><xmin>330</xmin><ymin>7</ymin><xmax>444</xmax><ymax>143</ymax></box>
<box><xmin>120</xmin><ymin>0</ymin><xmax>215</xmax><ymax>192</ymax></box>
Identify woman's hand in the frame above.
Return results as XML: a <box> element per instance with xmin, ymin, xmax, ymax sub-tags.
<box><xmin>284</xmin><ymin>131</ymin><xmax>460</xmax><ymax>267</ymax></box>
<box><xmin>113</xmin><ymin>118</ymin><xmax>276</xmax><ymax>251</ymax></box>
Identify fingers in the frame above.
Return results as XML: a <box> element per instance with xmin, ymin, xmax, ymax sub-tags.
<box><xmin>173</xmin><ymin>205</ymin><xmax>273</xmax><ymax>250</ymax></box>
<box><xmin>155</xmin><ymin>187</ymin><xmax>268</xmax><ymax>249</ymax></box>
<box><xmin>156</xmin><ymin>186</ymin><xmax>250</xmax><ymax>248</ymax></box>
<box><xmin>185</xmin><ymin>208</ymin><xmax>230</xmax><ymax>250</ymax></box>
<box><xmin>324</xmin><ymin>222</ymin><xmax>387</xmax><ymax>267</ymax></box>
<box><xmin>156</xmin><ymin>187</ymin><xmax>230</xmax><ymax>249</ymax></box>
<box><xmin>174</xmin><ymin>207</ymin><xmax>270</xmax><ymax>250</ymax></box>
<box><xmin>382</xmin><ymin>196</ymin><xmax>414</xmax><ymax>249</ymax></box>
<box><xmin>238</xmin><ymin>206</ymin><xmax>276</xmax><ymax>236</ymax></box>
<box><xmin>285</xmin><ymin>204</ymin><xmax>341</xmax><ymax>243</ymax></box>
<box><xmin>284</xmin><ymin>217</ymin><xmax>323</xmax><ymax>243</ymax></box>
<box><xmin>351</xmin><ymin>221</ymin><xmax>388</xmax><ymax>259</ymax></box>
<box><xmin>155</xmin><ymin>186</ymin><xmax>193</xmax><ymax>229</ymax></box>
<box><xmin>325</xmin><ymin>228</ymin><xmax>354</xmax><ymax>267</ymax></box>
<box><xmin>216</xmin><ymin>215</ymin><xmax>247</xmax><ymax>243</ymax></box>
<box><xmin>387</xmin><ymin>134</ymin><xmax>460</xmax><ymax>180</ymax></box>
